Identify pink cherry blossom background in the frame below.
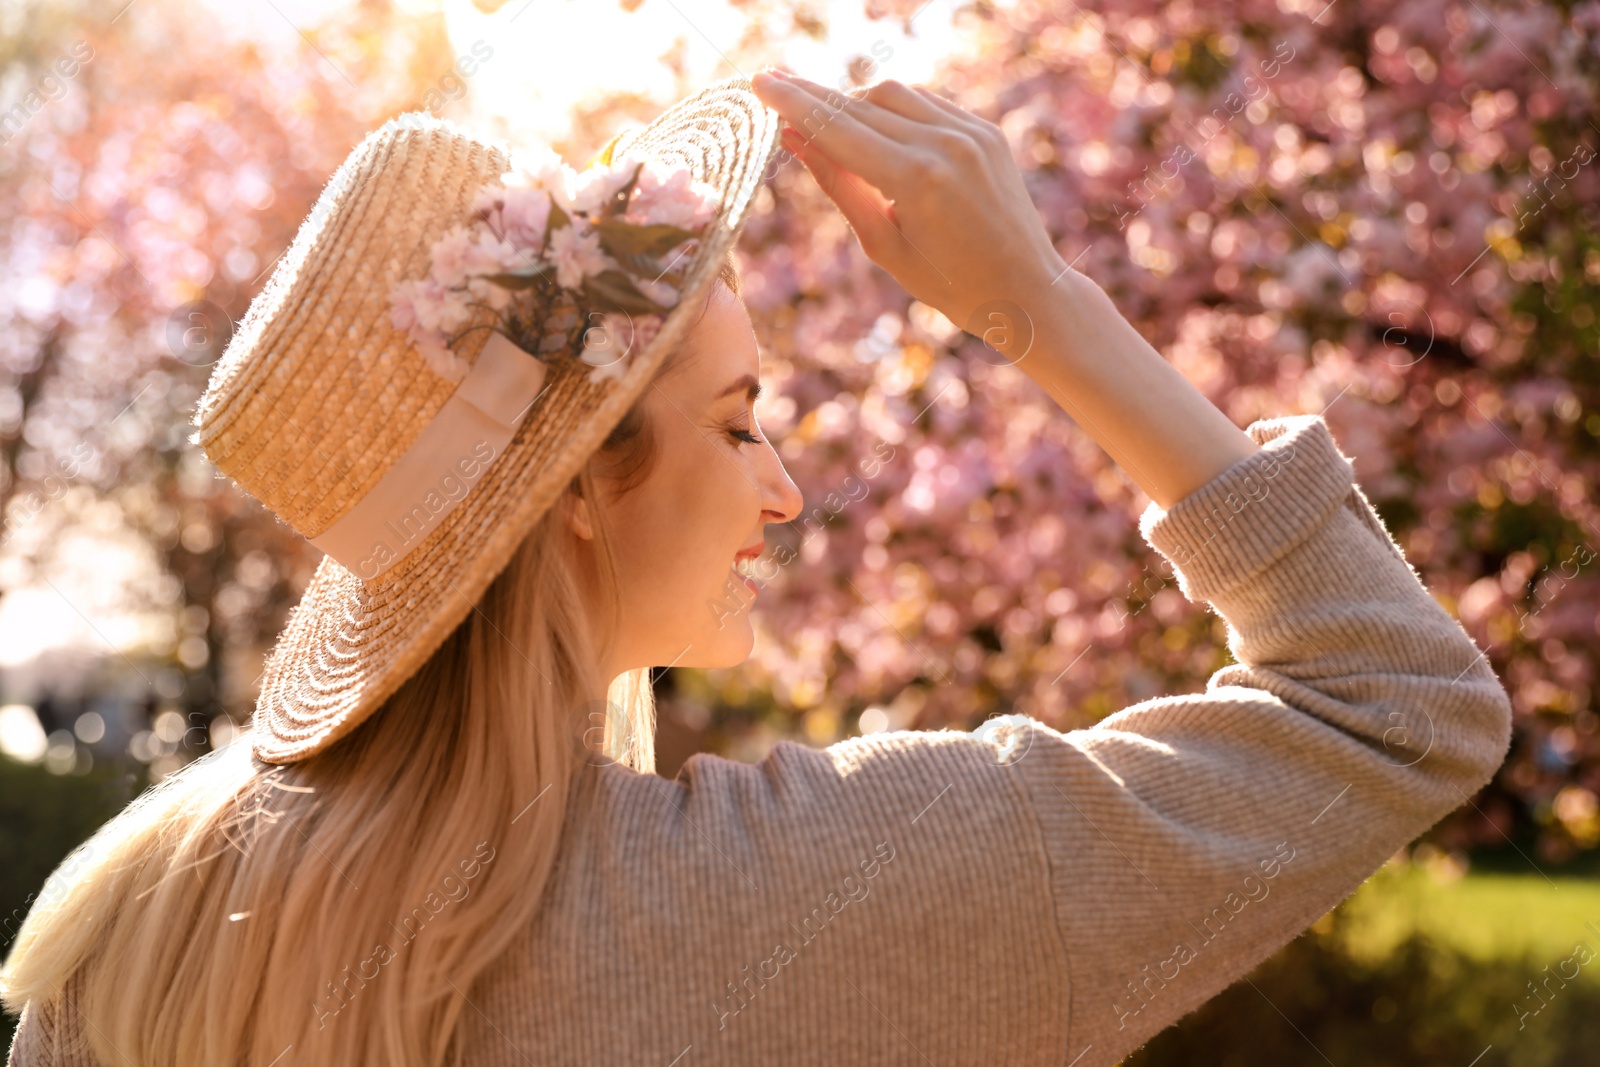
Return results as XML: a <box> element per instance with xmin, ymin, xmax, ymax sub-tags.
<box><xmin>0</xmin><ymin>0</ymin><xmax>1594</xmax><ymax>873</ymax></box>
<box><xmin>690</xmin><ymin>0</ymin><xmax>1600</xmax><ymax>867</ymax></box>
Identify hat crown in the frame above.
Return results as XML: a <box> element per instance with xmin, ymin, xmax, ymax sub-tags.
<box><xmin>194</xmin><ymin>113</ymin><xmax>516</xmax><ymax>540</ymax></box>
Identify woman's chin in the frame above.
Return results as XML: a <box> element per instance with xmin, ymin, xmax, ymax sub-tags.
<box><xmin>681</xmin><ymin>617</ymin><xmax>756</xmax><ymax>670</ymax></box>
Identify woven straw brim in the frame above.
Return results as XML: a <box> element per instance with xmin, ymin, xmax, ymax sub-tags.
<box><xmin>208</xmin><ymin>78</ymin><xmax>780</xmax><ymax>764</ymax></box>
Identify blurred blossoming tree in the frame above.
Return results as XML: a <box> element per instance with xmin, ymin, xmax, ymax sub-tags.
<box><xmin>717</xmin><ymin>0</ymin><xmax>1600</xmax><ymax>868</ymax></box>
<box><xmin>1</xmin><ymin>0</ymin><xmax>1596</xmax><ymax>867</ymax></box>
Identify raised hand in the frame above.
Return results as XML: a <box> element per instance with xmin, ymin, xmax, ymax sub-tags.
<box><xmin>751</xmin><ymin>67</ymin><xmax>1260</xmax><ymax>510</ymax></box>
<box><xmin>750</xmin><ymin>68</ymin><xmax>1069</xmax><ymax>336</ymax></box>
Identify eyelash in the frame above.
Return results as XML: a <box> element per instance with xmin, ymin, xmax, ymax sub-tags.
<box><xmin>728</xmin><ymin>425</ymin><xmax>764</xmax><ymax>446</ymax></box>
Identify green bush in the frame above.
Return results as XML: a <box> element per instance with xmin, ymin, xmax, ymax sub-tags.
<box><xmin>1125</xmin><ymin>862</ymin><xmax>1600</xmax><ymax>1066</ymax></box>
<box><xmin>0</xmin><ymin>755</ymin><xmax>144</xmax><ymax>1054</ymax></box>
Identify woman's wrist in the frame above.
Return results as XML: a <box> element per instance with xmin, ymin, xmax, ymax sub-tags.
<box><xmin>1001</xmin><ymin>264</ymin><xmax>1260</xmax><ymax>511</ymax></box>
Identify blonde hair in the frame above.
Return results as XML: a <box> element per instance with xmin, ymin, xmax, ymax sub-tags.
<box><xmin>0</xmin><ymin>254</ymin><xmax>742</xmax><ymax>1065</ymax></box>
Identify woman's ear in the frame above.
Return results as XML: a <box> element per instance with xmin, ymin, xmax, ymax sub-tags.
<box><xmin>562</xmin><ymin>485</ymin><xmax>595</xmax><ymax>541</ymax></box>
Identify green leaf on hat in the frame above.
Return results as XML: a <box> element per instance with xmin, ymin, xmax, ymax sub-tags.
<box><xmin>592</xmin><ymin>218</ymin><xmax>699</xmax><ymax>259</ymax></box>
<box><xmin>481</xmin><ymin>262</ymin><xmax>556</xmax><ymax>289</ymax></box>
<box><xmin>581</xmin><ymin>269</ymin><xmax>673</xmax><ymax>314</ymax></box>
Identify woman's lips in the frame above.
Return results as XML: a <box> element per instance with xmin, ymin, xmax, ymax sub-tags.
<box><xmin>731</xmin><ymin>558</ymin><xmax>760</xmax><ymax>596</ymax></box>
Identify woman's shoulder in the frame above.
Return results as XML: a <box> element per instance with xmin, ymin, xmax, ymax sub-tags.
<box><xmin>581</xmin><ymin>724</ymin><xmax>1044</xmax><ymax>867</ymax></box>
<box><xmin>6</xmin><ymin>967</ymin><xmax>102</xmax><ymax>1067</ymax></box>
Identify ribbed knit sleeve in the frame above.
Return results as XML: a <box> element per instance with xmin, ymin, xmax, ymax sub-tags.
<box><xmin>986</xmin><ymin>413</ymin><xmax>1514</xmax><ymax>1064</ymax></box>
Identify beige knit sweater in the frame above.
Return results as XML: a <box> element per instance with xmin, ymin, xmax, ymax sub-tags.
<box><xmin>6</xmin><ymin>414</ymin><xmax>1514</xmax><ymax>1066</ymax></box>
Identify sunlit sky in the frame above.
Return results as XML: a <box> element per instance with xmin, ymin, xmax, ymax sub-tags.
<box><xmin>205</xmin><ymin>0</ymin><xmax>964</xmax><ymax>144</ymax></box>
<box><xmin>0</xmin><ymin>0</ymin><xmax>971</xmax><ymax>686</ymax></box>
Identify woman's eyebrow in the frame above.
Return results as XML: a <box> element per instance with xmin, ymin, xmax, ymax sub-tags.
<box><xmin>715</xmin><ymin>373</ymin><xmax>762</xmax><ymax>402</ymax></box>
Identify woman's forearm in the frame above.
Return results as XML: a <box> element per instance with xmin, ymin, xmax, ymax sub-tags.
<box><xmin>744</xmin><ymin>69</ymin><xmax>1259</xmax><ymax>507</ymax></box>
<box><xmin>1002</xmin><ymin>263</ymin><xmax>1260</xmax><ymax>511</ymax></box>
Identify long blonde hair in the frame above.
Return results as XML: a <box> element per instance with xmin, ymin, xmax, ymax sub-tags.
<box><xmin>0</xmin><ymin>258</ymin><xmax>741</xmax><ymax>1065</ymax></box>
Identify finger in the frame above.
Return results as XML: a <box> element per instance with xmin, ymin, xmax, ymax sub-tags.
<box><xmin>752</xmin><ymin>72</ymin><xmax>913</xmax><ymax>192</ymax></box>
<box><xmin>779</xmin><ymin>127</ymin><xmax>901</xmax><ymax>255</ymax></box>
<box><xmin>843</xmin><ymin>78</ymin><xmax>951</xmax><ymax>129</ymax></box>
<box><xmin>777</xmin><ymin>72</ymin><xmax>931</xmax><ymax>147</ymax></box>
<box><xmin>912</xmin><ymin>85</ymin><xmax>995</xmax><ymax>138</ymax></box>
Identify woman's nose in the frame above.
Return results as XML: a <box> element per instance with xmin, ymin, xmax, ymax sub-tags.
<box><xmin>765</xmin><ymin>456</ymin><xmax>804</xmax><ymax>525</ymax></box>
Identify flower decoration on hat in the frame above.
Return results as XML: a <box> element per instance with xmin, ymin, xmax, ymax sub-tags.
<box><xmin>389</xmin><ymin>140</ymin><xmax>723</xmax><ymax>386</ymax></box>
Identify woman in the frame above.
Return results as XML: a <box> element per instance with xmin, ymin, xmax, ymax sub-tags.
<box><xmin>1</xmin><ymin>71</ymin><xmax>1510</xmax><ymax>1066</ymax></box>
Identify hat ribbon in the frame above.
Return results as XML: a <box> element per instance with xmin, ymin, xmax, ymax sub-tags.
<box><xmin>309</xmin><ymin>332</ymin><xmax>548</xmax><ymax>581</ymax></box>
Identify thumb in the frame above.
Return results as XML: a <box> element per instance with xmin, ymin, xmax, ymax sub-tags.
<box><xmin>783</xmin><ymin>126</ymin><xmax>901</xmax><ymax>258</ymax></box>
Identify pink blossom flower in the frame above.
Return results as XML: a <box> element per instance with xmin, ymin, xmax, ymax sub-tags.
<box><xmin>427</xmin><ymin>225</ymin><xmax>476</xmax><ymax>288</ymax></box>
<box><xmin>469</xmin><ymin>184</ymin><xmax>505</xmax><ymax>234</ymax></box>
<box><xmin>632</xmin><ymin>275</ymin><xmax>681</xmax><ymax>310</ymax></box>
<box><xmin>546</xmin><ymin>220</ymin><xmax>610</xmax><ymax>289</ymax></box>
<box><xmin>498</xmin><ymin>187</ymin><xmax>551</xmax><ymax>253</ymax></box>
<box><xmin>620</xmin><ymin>154</ymin><xmax>720</xmax><ymax>230</ymax></box>
<box><xmin>393</xmin><ymin>274</ymin><xmax>469</xmax><ymax>330</ymax></box>
<box><xmin>505</xmin><ymin>144</ymin><xmax>571</xmax><ymax>197</ymax></box>
<box><xmin>467</xmin><ymin>275</ymin><xmax>513</xmax><ymax>312</ymax></box>
<box><xmin>416</xmin><ymin>331</ymin><xmax>467</xmax><ymax>383</ymax></box>
<box><xmin>580</xmin><ymin>342</ymin><xmax>629</xmax><ymax>386</ymax></box>
<box><xmin>630</xmin><ymin>313</ymin><xmax>663</xmax><ymax>351</ymax></box>
<box><xmin>586</xmin><ymin>361</ymin><xmax>629</xmax><ymax>386</ymax></box>
<box><xmin>580</xmin><ymin>310</ymin><xmax>665</xmax><ymax>376</ymax></box>
<box><xmin>439</xmin><ymin>289</ymin><xmax>473</xmax><ymax>329</ymax></box>
<box><xmin>565</xmin><ymin>158</ymin><xmax>638</xmax><ymax>216</ymax></box>
<box><xmin>392</xmin><ymin>276</ymin><xmax>468</xmax><ymax>380</ymax></box>
<box><xmin>391</xmin><ymin>275</ymin><xmax>462</xmax><ymax>333</ymax></box>
<box><xmin>401</xmin><ymin>145</ymin><xmax>711</xmax><ymax>387</ymax></box>
<box><xmin>463</xmin><ymin>231</ymin><xmax>523</xmax><ymax>276</ymax></box>
<box><xmin>579</xmin><ymin>311</ymin><xmax>625</xmax><ymax>359</ymax></box>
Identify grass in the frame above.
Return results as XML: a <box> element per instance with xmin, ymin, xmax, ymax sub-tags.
<box><xmin>1126</xmin><ymin>853</ymin><xmax>1600</xmax><ymax>1066</ymax></box>
<box><xmin>1337</xmin><ymin>856</ymin><xmax>1600</xmax><ymax>970</ymax></box>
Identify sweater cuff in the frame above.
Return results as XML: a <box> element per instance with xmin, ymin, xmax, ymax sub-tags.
<box><xmin>1137</xmin><ymin>414</ymin><xmax>1354</xmax><ymax>604</ymax></box>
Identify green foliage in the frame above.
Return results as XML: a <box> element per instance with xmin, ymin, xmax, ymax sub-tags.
<box><xmin>580</xmin><ymin>268</ymin><xmax>675</xmax><ymax>314</ymax></box>
<box><xmin>0</xmin><ymin>755</ymin><xmax>144</xmax><ymax>1052</ymax></box>
<box><xmin>591</xmin><ymin>218</ymin><xmax>697</xmax><ymax>261</ymax></box>
<box><xmin>1125</xmin><ymin>863</ymin><xmax>1600</xmax><ymax>1066</ymax></box>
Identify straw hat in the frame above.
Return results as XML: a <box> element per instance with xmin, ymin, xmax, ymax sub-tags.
<box><xmin>195</xmin><ymin>76</ymin><xmax>782</xmax><ymax>764</ymax></box>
